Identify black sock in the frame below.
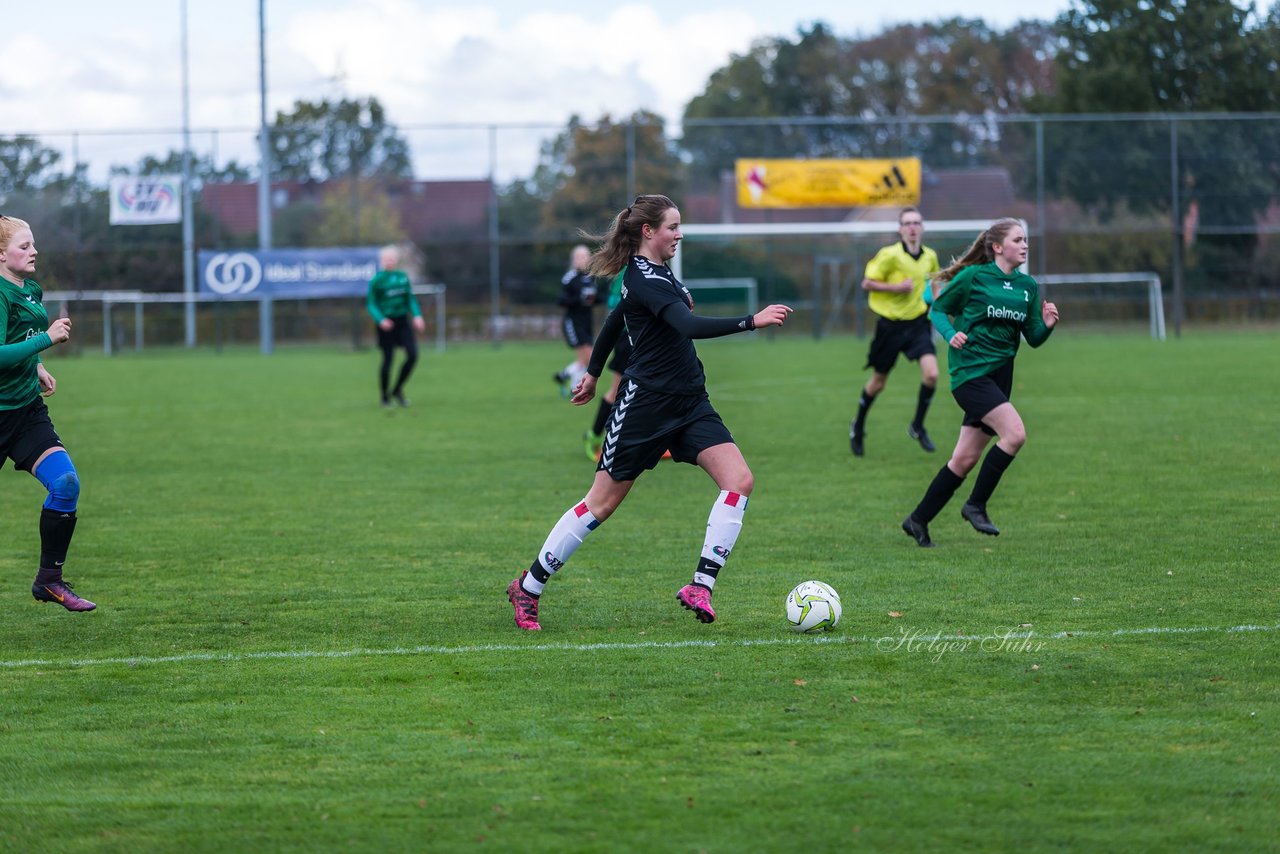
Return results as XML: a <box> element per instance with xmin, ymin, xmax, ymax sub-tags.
<box><xmin>379</xmin><ymin>354</ymin><xmax>393</xmax><ymax>400</ymax></box>
<box><xmin>592</xmin><ymin>397</ymin><xmax>614</xmax><ymax>436</ymax></box>
<box><xmin>524</xmin><ymin>560</ymin><xmax>549</xmax><ymax>596</ymax></box>
<box><xmin>912</xmin><ymin>384</ymin><xmax>935</xmax><ymax>430</ymax></box>
<box><xmin>392</xmin><ymin>355</ymin><xmax>418</xmax><ymax>397</ymax></box>
<box><xmin>694</xmin><ymin>558</ymin><xmax>722</xmax><ymax>585</ymax></box>
<box><xmin>966</xmin><ymin>446</ymin><xmax>1016</xmax><ymax>508</ymax></box>
<box><xmin>853</xmin><ymin>390</ymin><xmax>877</xmax><ymax>435</ymax></box>
<box><xmin>912</xmin><ymin>465</ymin><xmax>965</xmax><ymax>524</ymax></box>
<box><xmin>37</xmin><ymin>508</ymin><xmax>78</xmax><ymax>584</ymax></box>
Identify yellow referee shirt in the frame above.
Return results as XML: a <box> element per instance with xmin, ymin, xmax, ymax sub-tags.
<box><xmin>864</xmin><ymin>242</ymin><xmax>940</xmax><ymax>321</ymax></box>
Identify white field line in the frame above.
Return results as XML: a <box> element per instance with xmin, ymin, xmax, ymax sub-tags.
<box><xmin>1</xmin><ymin>622</ymin><xmax>1277</xmax><ymax>671</ymax></box>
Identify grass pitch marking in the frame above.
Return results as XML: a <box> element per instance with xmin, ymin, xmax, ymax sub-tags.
<box><xmin>1</xmin><ymin>622</ymin><xmax>1276</xmax><ymax>672</ymax></box>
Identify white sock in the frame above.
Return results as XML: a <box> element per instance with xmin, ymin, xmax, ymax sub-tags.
<box><xmin>523</xmin><ymin>500</ymin><xmax>601</xmax><ymax>595</ymax></box>
<box><xmin>693</xmin><ymin>490</ymin><xmax>748</xmax><ymax>590</ymax></box>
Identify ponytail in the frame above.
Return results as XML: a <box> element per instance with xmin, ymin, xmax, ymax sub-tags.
<box><xmin>933</xmin><ymin>217</ymin><xmax>1022</xmax><ymax>283</ymax></box>
<box><xmin>584</xmin><ymin>194</ymin><xmax>677</xmax><ymax>279</ymax></box>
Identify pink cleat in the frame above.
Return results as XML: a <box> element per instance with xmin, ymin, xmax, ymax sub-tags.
<box><xmin>507</xmin><ymin>573</ymin><xmax>542</xmax><ymax>631</ymax></box>
<box><xmin>676</xmin><ymin>584</ymin><xmax>716</xmax><ymax>624</ymax></box>
<box><xmin>32</xmin><ymin>580</ymin><xmax>96</xmax><ymax>612</ymax></box>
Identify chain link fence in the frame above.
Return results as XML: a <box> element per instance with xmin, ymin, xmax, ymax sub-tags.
<box><xmin>6</xmin><ymin>112</ymin><xmax>1279</xmax><ymax>349</ymax></box>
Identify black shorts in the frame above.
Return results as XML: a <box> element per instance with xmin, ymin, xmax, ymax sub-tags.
<box><xmin>952</xmin><ymin>362</ymin><xmax>1015</xmax><ymax>436</ymax></box>
<box><xmin>607</xmin><ymin>335</ymin><xmax>632</xmax><ymax>375</ymax></box>
<box><xmin>596</xmin><ymin>380</ymin><xmax>734</xmax><ymax>482</ymax></box>
<box><xmin>0</xmin><ymin>397</ymin><xmax>64</xmax><ymax>472</ymax></box>
<box><xmin>562</xmin><ymin>315</ymin><xmax>593</xmax><ymax>349</ymax></box>
<box><xmin>376</xmin><ymin>315</ymin><xmax>417</xmax><ymax>352</ymax></box>
<box><xmin>864</xmin><ymin>315</ymin><xmax>936</xmax><ymax>374</ymax></box>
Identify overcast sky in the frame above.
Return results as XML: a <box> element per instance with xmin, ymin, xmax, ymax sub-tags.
<box><xmin>6</xmin><ymin>0</ymin><xmax>1074</xmax><ymax>180</ymax></box>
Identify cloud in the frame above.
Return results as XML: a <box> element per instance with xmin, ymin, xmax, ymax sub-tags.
<box><xmin>8</xmin><ymin>0</ymin><xmax>1067</xmax><ymax>181</ymax></box>
<box><xmin>264</xmin><ymin>2</ymin><xmax>769</xmax><ymax>177</ymax></box>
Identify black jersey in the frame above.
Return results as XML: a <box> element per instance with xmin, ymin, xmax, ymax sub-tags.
<box><xmin>558</xmin><ymin>269</ymin><xmax>597</xmax><ymax>324</ymax></box>
<box><xmin>620</xmin><ymin>256</ymin><xmax>706</xmax><ymax>395</ymax></box>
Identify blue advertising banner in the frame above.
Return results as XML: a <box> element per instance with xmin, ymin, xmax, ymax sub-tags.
<box><xmin>199</xmin><ymin>248</ymin><xmax>379</xmax><ymax>298</ymax></box>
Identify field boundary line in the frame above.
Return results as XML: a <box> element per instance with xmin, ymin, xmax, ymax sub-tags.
<box><xmin>2</xmin><ymin>622</ymin><xmax>1277</xmax><ymax>671</ymax></box>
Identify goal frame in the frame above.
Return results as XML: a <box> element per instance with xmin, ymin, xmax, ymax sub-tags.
<box><xmin>671</xmin><ymin>221</ymin><xmax>1166</xmax><ymax>341</ymax></box>
<box><xmin>1036</xmin><ymin>272</ymin><xmax>1166</xmax><ymax>340</ymax></box>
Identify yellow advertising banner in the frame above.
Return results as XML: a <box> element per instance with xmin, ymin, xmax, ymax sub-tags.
<box><xmin>735</xmin><ymin>157</ymin><xmax>921</xmax><ymax>208</ymax></box>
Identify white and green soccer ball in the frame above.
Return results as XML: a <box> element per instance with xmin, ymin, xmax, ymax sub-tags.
<box><xmin>785</xmin><ymin>580</ymin><xmax>842</xmax><ymax>633</ymax></box>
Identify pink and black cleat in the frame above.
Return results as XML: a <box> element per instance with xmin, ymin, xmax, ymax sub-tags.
<box><xmin>676</xmin><ymin>584</ymin><xmax>716</xmax><ymax>624</ymax></box>
<box><xmin>507</xmin><ymin>573</ymin><xmax>542</xmax><ymax>631</ymax></box>
<box><xmin>32</xmin><ymin>580</ymin><xmax>97</xmax><ymax>612</ymax></box>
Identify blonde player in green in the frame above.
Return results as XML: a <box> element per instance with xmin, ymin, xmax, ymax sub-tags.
<box><xmin>902</xmin><ymin>218</ymin><xmax>1059</xmax><ymax>547</ymax></box>
<box><xmin>850</xmin><ymin>207</ymin><xmax>941</xmax><ymax>457</ymax></box>
<box><xmin>366</xmin><ymin>244</ymin><xmax>425</xmax><ymax>407</ymax></box>
<box><xmin>0</xmin><ymin>215</ymin><xmax>93</xmax><ymax>611</ymax></box>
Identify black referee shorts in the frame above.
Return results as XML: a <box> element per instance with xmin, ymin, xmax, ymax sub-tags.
<box><xmin>0</xmin><ymin>397</ymin><xmax>65</xmax><ymax>472</ymax></box>
<box><xmin>952</xmin><ymin>362</ymin><xmax>1015</xmax><ymax>436</ymax></box>
<box><xmin>596</xmin><ymin>380</ymin><xmax>734</xmax><ymax>482</ymax></box>
<box><xmin>864</xmin><ymin>314</ymin><xmax>936</xmax><ymax>374</ymax></box>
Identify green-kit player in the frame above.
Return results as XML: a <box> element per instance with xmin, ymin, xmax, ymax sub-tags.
<box><xmin>0</xmin><ymin>215</ymin><xmax>93</xmax><ymax>610</ymax></box>
<box><xmin>367</xmin><ymin>244</ymin><xmax>425</xmax><ymax>407</ymax></box>
<box><xmin>902</xmin><ymin>218</ymin><xmax>1060</xmax><ymax>547</ymax></box>
<box><xmin>582</xmin><ymin>268</ymin><xmax>630</xmax><ymax>460</ymax></box>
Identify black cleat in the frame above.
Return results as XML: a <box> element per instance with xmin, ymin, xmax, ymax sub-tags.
<box><xmin>907</xmin><ymin>423</ymin><xmax>936</xmax><ymax>452</ymax></box>
<box><xmin>901</xmin><ymin>514</ymin><xmax>935</xmax><ymax>548</ymax></box>
<box><xmin>850</xmin><ymin>422</ymin><xmax>865</xmax><ymax>457</ymax></box>
<box><xmin>961</xmin><ymin>503</ymin><xmax>1000</xmax><ymax>536</ymax></box>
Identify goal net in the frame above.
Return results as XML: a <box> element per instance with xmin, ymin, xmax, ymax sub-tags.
<box><xmin>1036</xmin><ymin>273</ymin><xmax>1166</xmax><ymax>340</ymax></box>
<box><xmin>672</xmin><ymin>220</ymin><xmax>1166</xmax><ymax>340</ymax></box>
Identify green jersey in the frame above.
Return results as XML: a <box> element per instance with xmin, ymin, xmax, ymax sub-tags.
<box><xmin>0</xmin><ymin>277</ymin><xmax>54</xmax><ymax>410</ymax></box>
<box><xmin>366</xmin><ymin>270</ymin><xmax>421</xmax><ymax>323</ymax></box>
<box><xmin>929</xmin><ymin>262</ymin><xmax>1053</xmax><ymax>391</ymax></box>
<box><xmin>607</xmin><ymin>269</ymin><xmax>625</xmax><ymax>310</ymax></box>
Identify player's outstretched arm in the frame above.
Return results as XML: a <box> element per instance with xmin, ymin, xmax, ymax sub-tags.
<box><xmin>752</xmin><ymin>304</ymin><xmax>793</xmax><ymax>329</ymax></box>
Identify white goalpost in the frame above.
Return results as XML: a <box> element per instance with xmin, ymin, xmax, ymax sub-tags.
<box><xmin>1037</xmin><ymin>272</ymin><xmax>1166</xmax><ymax>340</ymax></box>
<box><xmin>672</xmin><ymin>220</ymin><xmax>1167</xmax><ymax>341</ymax></box>
<box><xmin>683</xmin><ymin>277</ymin><xmax>759</xmax><ymax>316</ymax></box>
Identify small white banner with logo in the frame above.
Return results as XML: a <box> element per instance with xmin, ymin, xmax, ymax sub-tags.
<box><xmin>109</xmin><ymin>175</ymin><xmax>183</xmax><ymax>225</ymax></box>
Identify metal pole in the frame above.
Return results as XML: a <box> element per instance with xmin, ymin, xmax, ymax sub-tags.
<box><xmin>181</xmin><ymin>0</ymin><xmax>196</xmax><ymax>347</ymax></box>
<box><xmin>103</xmin><ymin>302</ymin><xmax>113</xmax><ymax>356</ymax></box>
<box><xmin>257</xmin><ymin>0</ymin><xmax>274</xmax><ymax>354</ymax></box>
<box><xmin>488</xmin><ymin>124</ymin><xmax>501</xmax><ymax>347</ymax></box>
<box><xmin>1169</xmin><ymin>118</ymin><xmax>1183</xmax><ymax>338</ymax></box>
<box><xmin>436</xmin><ymin>287</ymin><xmax>446</xmax><ymax>353</ymax></box>
<box><xmin>71</xmin><ymin>133</ymin><xmax>83</xmax><ymax>356</ymax></box>
<box><xmin>1035</xmin><ymin>118</ymin><xmax>1047</xmax><ymax>279</ymax></box>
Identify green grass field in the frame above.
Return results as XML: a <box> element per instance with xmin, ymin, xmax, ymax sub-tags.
<box><xmin>1</xmin><ymin>329</ymin><xmax>1277</xmax><ymax>852</ymax></box>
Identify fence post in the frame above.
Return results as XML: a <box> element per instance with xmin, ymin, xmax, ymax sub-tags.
<box><xmin>1169</xmin><ymin>118</ymin><xmax>1184</xmax><ymax>338</ymax></box>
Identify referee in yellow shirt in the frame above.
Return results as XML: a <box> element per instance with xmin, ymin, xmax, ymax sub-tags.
<box><xmin>850</xmin><ymin>207</ymin><xmax>940</xmax><ymax>457</ymax></box>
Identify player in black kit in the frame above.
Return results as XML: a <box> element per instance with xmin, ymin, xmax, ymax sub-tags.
<box><xmin>552</xmin><ymin>244</ymin><xmax>596</xmax><ymax>397</ymax></box>
<box><xmin>507</xmin><ymin>195</ymin><xmax>793</xmax><ymax>630</ymax></box>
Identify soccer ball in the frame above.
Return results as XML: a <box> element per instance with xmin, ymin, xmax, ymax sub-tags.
<box><xmin>785</xmin><ymin>580</ymin><xmax>842</xmax><ymax>633</ymax></box>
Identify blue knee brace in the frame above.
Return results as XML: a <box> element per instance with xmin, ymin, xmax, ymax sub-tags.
<box><xmin>34</xmin><ymin>451</ymin><xmax>80</xmax><ymax>513</ymax></box>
